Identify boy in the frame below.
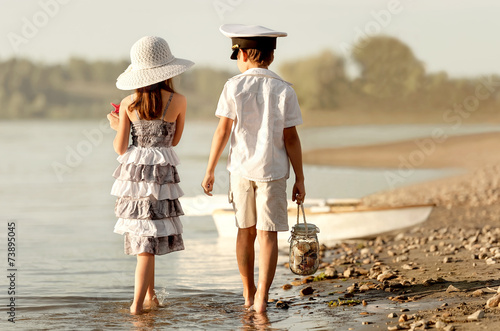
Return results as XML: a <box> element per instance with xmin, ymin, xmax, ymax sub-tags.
<box><xmin>201</xmin><ymin>24</ymin><xmax>305</xmax><ymax>313</ymax></box>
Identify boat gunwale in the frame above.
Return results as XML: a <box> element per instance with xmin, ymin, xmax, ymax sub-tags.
<box><xmin>212</xmin><ymin>203</ymin><xmax>435</xmax><ymax>215</ymax></box>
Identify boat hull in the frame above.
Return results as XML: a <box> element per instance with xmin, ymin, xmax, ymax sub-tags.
<box><xmin>212</xmin><ymin>204</ymin><xmax>433</xmax><ymax>243</ymax></box>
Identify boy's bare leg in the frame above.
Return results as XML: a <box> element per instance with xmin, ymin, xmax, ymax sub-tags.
<box><xmin>254</xmin><ymin>230</ymin><xmax>278</xmax><ymax>313</ymax></box>
<box><xmin>144</xmin><ymin>255</ymin><xmax>159</xmax><ymax>308</ymax></box>
<box><xmin>130</xmin><ymin>252</ymin><xmax>155</xmax><ymax>315</ymax></box>
<box><xmin>236</xmin><ymin>226</ymin><xmax>257</xmax><ymax>307</ymax></box>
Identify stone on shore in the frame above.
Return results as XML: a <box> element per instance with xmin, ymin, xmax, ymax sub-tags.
<box><xmin>486</xmin><ymin>294</ymin><xmax>500</xmax><ymax>307</ymax></box>
<box><xmin>467</xmin><ymin>309</ymin><xmax>484</xmax><ymax>321</ymax></box>
<box><xmin>377</xmin><ymin>271</ymin><xmax>397</xmax><ymax>282</ymax></box>
<box><xmin>445</xmin><ymin>285</ymin><xmax>461</xmax><ymax>293</ymax></box>
<box><xmin>300</xmin><ymin>286</ymin><xmax>314</xmax><ymax>296</ymax></box>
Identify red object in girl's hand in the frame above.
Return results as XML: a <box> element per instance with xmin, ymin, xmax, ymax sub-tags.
<box><xmin>111</xmin><ymin>102</ymin><xmax>120</xmax><ymax>114</ymax></box>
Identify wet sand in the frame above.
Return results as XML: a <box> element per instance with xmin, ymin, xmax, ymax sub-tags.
<box><xmin>279</xmin><ymin>131</ymin><xmax>500</xmax><ymax>330</ymax></box>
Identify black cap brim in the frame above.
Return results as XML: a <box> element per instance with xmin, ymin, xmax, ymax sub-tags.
<box><xmin>229</xmin><ymin>37</ymin><xmax>277</xmax><ymax>60</ymax></box>
<box><xmin>230</xmin><ymin>49</ymin><xmax>239</xmax><ymax>60</ymax></box>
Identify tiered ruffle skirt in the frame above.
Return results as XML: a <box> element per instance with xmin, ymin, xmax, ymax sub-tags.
<box><xmin>111</xmin><ymin>145</ymin><xmax>185</xmax><ymax>255</ymax></box>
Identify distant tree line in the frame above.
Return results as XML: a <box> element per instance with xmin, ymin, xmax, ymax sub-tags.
<box><xmin>280</xmin><ymin>36</ymin><xmax>500</xmax><ymax>115</ymax></box>
<box><xmin>0</xmin><ymin>57</ymin><xmax>234</xmax><ymax>120</ymax></box>
<box><xmin>1</xmin><ymin>35</ymin><xmax>499</xmax><ymax>120</ymax></box>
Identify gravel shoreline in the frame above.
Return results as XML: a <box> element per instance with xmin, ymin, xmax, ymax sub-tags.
<box><xmin>277</xmin><ymin>137</ymin><xmax>500</xmax><ymax>329</ymax></box>
<box><xmin>276</xmin><ymin>210</ymin><xmax>500</xmax><ymax>330</ymax></box>
<box><xmin>259</xmin><ymin>129</ymin><xmax>500</xmax><ymax>329</ymax></box>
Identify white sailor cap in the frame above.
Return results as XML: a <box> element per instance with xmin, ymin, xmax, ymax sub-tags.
<box><xmin>219</xmin><ymin>24</ymin><xmax>287</xmax><ymax>60</ymax></box>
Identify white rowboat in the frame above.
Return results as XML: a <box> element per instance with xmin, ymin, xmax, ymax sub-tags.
<box><xmin>212</xmin><ymin>199</ymin><xmax>433</xmax><ymax>243</ymax></box>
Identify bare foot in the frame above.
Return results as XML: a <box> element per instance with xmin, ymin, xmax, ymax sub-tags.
<box><xmin>253</xmin><ymin>291</ymin><xmax>268</xmax><ymax>313</ymax></box>
<box><xmin>130</xmin><ymin>304</ymin><xmax>144</xmax><ymax>315</ymax></box>
<box><xmin>244</xmin><ymin>286</ymin><xmax>257</xmax><ymax>308</ymax></box>
<box><xmin>143</xmin><ymin>295</ymin><xmax>160</xmax><ymax>310</ymax></box>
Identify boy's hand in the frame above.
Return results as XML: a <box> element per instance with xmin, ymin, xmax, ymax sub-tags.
<box><xmin>107</xmin><ymin>112</ymin><xmax>119</xmax><ymax>131</ymax></box>
<box><xmin>292</xmin><ymin>180</ymin><xmax>305</xmax><ymax>204</ymax></box>
<box><xmin>201</xmin><ymin>173</ymin><xmax>215</xmax><ymax>196</ymax></box>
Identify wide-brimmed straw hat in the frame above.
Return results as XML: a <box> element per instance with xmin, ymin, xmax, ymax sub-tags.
<box><xmin>116</xmin><ymin>36</ymin><xmax>194</xmax><ymax>90</ymax></box>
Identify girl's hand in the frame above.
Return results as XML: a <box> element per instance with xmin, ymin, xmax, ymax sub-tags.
<box><xmin>107</xmin><ymin>112</ymin><xmax>119</xmax><ymax>131</ymax></box>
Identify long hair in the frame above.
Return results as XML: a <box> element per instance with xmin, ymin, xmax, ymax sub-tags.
<box><xmin>129</xmin><ymin>79</ymin><xmax>175</xmax><ymax>120</ymax></box>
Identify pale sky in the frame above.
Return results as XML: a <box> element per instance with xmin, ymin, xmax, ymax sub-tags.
<box><xmin>1</xmin><ymin>0</ymin><xmax>499</xmax><ymax>77</ymax></box>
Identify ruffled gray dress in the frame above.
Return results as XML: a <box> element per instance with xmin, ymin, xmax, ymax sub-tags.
<box><xmin>111</xmin><ymin>93</ymin><xmax>184</xmax><ymax>255</ymax></box>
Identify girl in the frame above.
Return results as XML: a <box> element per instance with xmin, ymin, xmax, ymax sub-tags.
<box><xmin>107</xmin><ymin>36</ymin><xmax>194</xmax><ymax>315</ymax></box>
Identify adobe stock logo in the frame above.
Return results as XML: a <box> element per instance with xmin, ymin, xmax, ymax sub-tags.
<box><xmin>213</xmin><ymin>0</ymin><xmax>246</xmax><ymax>20</ymax></box>
<box><xmin>7</xmin><ymin>0</ymin><xmax>72</xmax><ymax>53</ymax></box>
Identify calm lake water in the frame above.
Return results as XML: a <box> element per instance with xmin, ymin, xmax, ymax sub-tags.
<box><xmin>0</xmin><ymin>120</ymin><xmax>498</xmax><ymax>330</ymax></box>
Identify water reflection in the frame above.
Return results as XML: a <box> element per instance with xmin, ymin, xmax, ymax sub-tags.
<box><xmin>240</xmin><ymin>311</ymin><xmax>271</xmax><ymax>330</ymax></box>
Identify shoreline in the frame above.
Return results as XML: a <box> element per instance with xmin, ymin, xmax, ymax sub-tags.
<box><xmin>276</xmin><ymin>130</ymin><xmax>500</xmax><ymax>329</ymax></box>
<box><xmin>275</xmin><ymin>217</ymin><xmax>500</xmax><ymax>330</ymax></box>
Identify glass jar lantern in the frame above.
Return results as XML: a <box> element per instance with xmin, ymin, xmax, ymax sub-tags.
<box><xmin>289</xmin><ymin>204</ymin><xmax>320</xmax><ymax>276</ymax></box>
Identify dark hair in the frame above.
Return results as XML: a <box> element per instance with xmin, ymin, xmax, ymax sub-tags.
<box><xmin>129</xmin><ymin>79</ymin><xmax>175</xmax><ymax>120</ymax></box>
<box><xmin>243</xmin><ymin>48</ymin><xmax>274</xmax><ymax>67</ymax></box>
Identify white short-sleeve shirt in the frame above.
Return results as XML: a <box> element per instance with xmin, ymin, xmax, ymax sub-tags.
<box><xmin>215</xmin><ymin>68</ymin><xmax>303</xmax><ymax>182</ymax></box>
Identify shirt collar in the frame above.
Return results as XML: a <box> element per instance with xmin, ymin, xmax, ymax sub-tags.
<box><xmin>233</xmin><ymin>68</ymin><xmax>293</xmax><ymax>85</ymax></box>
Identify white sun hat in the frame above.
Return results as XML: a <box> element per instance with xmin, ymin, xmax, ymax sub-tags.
<box><xmin>116</xmin><ymin>36</ymin><xmax>194</xmax><ymax>90</ymax></box>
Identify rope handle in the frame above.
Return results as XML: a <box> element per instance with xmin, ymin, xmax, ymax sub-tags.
<box><xmin>296</xmin><ymin>202</ymin><xmax>309</xmax><ymax>237</ymax></box>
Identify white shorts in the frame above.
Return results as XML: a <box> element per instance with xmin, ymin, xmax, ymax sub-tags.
<box><xmin>229</xmin><ymin>173</ymin><xmax>289</xmax><ymax>232</ymax></box>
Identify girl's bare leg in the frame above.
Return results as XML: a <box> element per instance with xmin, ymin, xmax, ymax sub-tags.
<box><xmin>130</xmin><ymin>252</ymin><xmax>155</xmax><ymax>315</ymax></box>
<box><xmin>144</xmin><ymin>256</ymin><xmax>159</xmax><ymax>308</ymax></box>
<box><xmin>254</xmin><ymin>230</ymin><xmax>278</xmax><ymax>313</ymax></box>
<box><xmin>236</xmin><ymin>226</ymin><xmax>257</xmax><ymax>308</ymax></box>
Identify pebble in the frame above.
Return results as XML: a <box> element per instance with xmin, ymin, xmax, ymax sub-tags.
<box><xmin>410</xmin><ymin>319</ymin><xmax>427</xmax><ymax>329</ymax></box>
<box><xmin>282</xmin><ymin>284</ymin><xmax>293</xmax><ymax>290</ymax></box>
<box><xmin>324</xmin><ymin>267</ymin><xmax>337</xmax><ymax>278</ymax></box>
<box><xmin>377</xmin><ymin>271</ymin><xmax>397</xmax><ymax>282</ymax></box>
<box><xmin>359</xmin><ymin>284</ymin><xmax>370</xmax><ymax>292</ymax></box>
<box><xmin>300</xmin><ymin>286</ymin><xmax>314</xmax><ymax>296</ymax></box>
<box><xmin>275</xmin><ymin>300</ymin><xmax>289</xmax><ymax>309</ymax></box>
<box><xmin>467</xmin><ymin>309</ymin><xmax>484</xmax><ymax>321</ymax></box>
<box><xmin>445</xmin><ymin>285</ymin><xmax>461</xmax><ymax>293</ymax></box>
<box><xmin>471</xmin><ymin>289</ymin><xmax>485</xmax><ymax>297</ymax></box>
<box><xmin>402</xmin><ymin>263</ymin><xmax>416</xmax><ymax>270</ymax></box>
<box><xmin>435</xmin><ymin>320</ymin><xmax>446</xmax><ymax>329</ymax></box>
<box><xmin>486</xmin><ymin>294</ymin><xmax>500</xmax><ymax>307</ymax></box>
<box><xmin>301</xmin><ymin>276</ymin><xmax>315</xmax><ymax>284</ymax></box>
<box><xmin>387</xmin><ymin>312</ymin><xmax>398</xmax><ymax>318</ymax></box>
<box><xmin>398</xmin><ymin>314</ymin><xmax>408</xmax><ymax>322</ymax></box>
<box><xmin>486</xmin><ymin>257</ymin><xmax>497</xmax><ymax>265</ymax></box>
<box><xmin>443</xmin><ymin>325</ymin><xmax>455</xmax><ymax>331</ymax></box>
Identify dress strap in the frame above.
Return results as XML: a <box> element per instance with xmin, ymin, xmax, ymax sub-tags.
<box><xmin>161</xmin><ymin>92</ymin><xmax>174</xmax><ymax>120</ymax></box>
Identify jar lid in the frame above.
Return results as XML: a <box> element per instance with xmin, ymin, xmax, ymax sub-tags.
<box><xmin>292</xmin><ymin>223</ymin><xmax>320</xmax><ymax>235</ymax></box>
